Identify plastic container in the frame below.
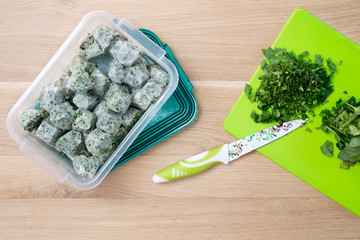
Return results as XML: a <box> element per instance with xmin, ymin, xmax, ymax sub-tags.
<box><xmin>6</xmin><ymin>11</ymin><xmax>179</xmax><ymax>190</ymax></box>
<box><xmin>113</xmin><ymin>29</ymin><xmax>197</xmax><ymax>170</ymax></box>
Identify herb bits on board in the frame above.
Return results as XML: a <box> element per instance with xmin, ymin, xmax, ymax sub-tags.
<box><xmin>245</xmin><ymin>47</ymin><xmax>336</xmax><ymax>123</ymax></box>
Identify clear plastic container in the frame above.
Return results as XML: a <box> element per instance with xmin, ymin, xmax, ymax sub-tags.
<box><xmin>6</xmin><ymin>11</ymin><xmax>179</xmax><ymax>190</ymax></box>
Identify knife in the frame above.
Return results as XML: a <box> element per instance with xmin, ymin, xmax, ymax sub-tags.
<box><xmin>152</xmin><ymin>119</ymin><xmax>306</xmax><ymax>183</ymax></box>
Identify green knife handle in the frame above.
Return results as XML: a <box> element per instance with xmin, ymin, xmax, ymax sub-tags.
<box><xmin>152</xmin><ymin>144</ymin><xmax>229</xmax><ymax>183</ymax></box>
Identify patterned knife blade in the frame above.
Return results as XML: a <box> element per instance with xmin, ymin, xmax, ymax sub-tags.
<box><xmin>153</xmin><ymin>119</ymin><xmax>306</xmax><ymax>183</ymax></box>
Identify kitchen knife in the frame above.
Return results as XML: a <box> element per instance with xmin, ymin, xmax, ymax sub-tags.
<box><xmin>153</xmin><ymin>119</ymin><xmax>306</xmax><ymax>183</ymax></box>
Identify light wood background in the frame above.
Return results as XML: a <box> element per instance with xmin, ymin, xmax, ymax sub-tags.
<box><xmin>1</xmin><ymin>0</ymin><xmax>360</xmax><ymax>239</ymax></box>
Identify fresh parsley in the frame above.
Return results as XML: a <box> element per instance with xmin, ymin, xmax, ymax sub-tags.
<box><xmin>320</xmin><ymin>97</ymin><xmax>360</xmax><ymax>168</ymax></box>
<box><xmin>246</xmin><ymin>47</ymin><xmax>335</xmax><ymax>123</ymax></box>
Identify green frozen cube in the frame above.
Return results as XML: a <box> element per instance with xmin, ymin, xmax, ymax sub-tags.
<box><xmin>137</xmin><ymin>56</ymin><xmax>150</xmax><ymax>66</ymax></box>
<box><xmin>142</xmin><ymin>78</ymin><xmax>165</xmax><ymax>102</ymax></box>
<box><xmin>93</xmin><ymin>25</ymin><xmax>116</xmax><ymax>51</ymax></box>
<box><xmin>35</xmin><ymin>119</ymin><xmax>64</xmax><ymax>145</ymax></box>
<box><xmin>68</xmin><ymin>55</ymin><xmax>95</xmax><ymax>73</ymax></box>
<box><xmin>55</xmin><ymin>130</ymin><xmax>84</xmax><ymax>156</ymax></box>
<box><xmin>85</xmin><ymin>128</ymin><xmax>114</xmax><ymax>155</ymax></box>
<box><xmin>72</xmin><ymin>154</ymin><xmax>100</xmax><ymax>178</ymax></box>
<box><xmin>131</xmin><ymin>88</ymin><xmax>151</xmax><ymax>111</ymax></box>
<box><xmin>72</xmin><ymin>109</ymin><xmax>97</xmax><ymax>133</ymax></box>
<box><xmin>148</xmin><ymin>64</ymin><xmax>169</xmax><ymax>85</ymax></box>
<box><xmin>57</xmin><ymin>72</ymin><xmax>74</xmax><ymax>99</ymax></box>
<box><xmin>108</xmin><ymin>35</ymin><xmax>126</xmax><ymax>58</ymax></box>
<box><xmin>80</xmin><ymin>34</ymin><xmax>104</xmax><ymax>60</ymax></box>
<box><xmin>69</xmin><ymin>68</ymin><xmax>93</xmax><ymax>93</ymax></box>
<box><xmin>116</xmin><ymin>41</ymin><xmax>140</xmax><ymax>67</ymax></box>
<box><xmin>96</xmin><ymin>110</ymin><xmax>123</xmax><ymax>136</ymax></box>
<box><xmin>105</xmin><ymin>83</ymin><xmax>132</xmax><ymax>114</ymax></box>
<box><xmin>19</xmin><ymin>108</ymin><xmax>42</xmax><ymax>131</ymax></box>
<box><xmin>73</xmin><ymin>91</ymin><xmax>99</xmax><ymax>110</ymax></box>
<box><xmin>124</xmin><ymin>64</ymin><xmax>149</xmax><ymax>88</ymax></box>
<box><xmin>49</xmin><ymin>102</ymin><xmax>75</xmax><ymax>130</ymax></box>
<box><xmin>93</xmin><ymin>153</ymin><xmax>111</xmax><ymax>165</ymax></box>
<box><xmin>108</xmin><ymin>59</ymin><xmax>129</xmax><ymax>83</ymax></box>
<box><xmin>122</xmin><ymin>107</ymin><xmax>142</xmax><ymax>130</ymax></box>
<box><xmin>39</xmin><ymin>83</ymin><xmax>65</xmax><ymax>112</ymax></box>
<box><xmin>93</xmin><ymin>101</ymin><xmax>108</xmax><ymax>117</ymax></box>
<box><xmin>90</xmin><ymin>68</ymin><xmax>110</xmax><ymax>96</ymax></box>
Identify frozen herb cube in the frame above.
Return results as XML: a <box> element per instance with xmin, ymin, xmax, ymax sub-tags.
<box><xmin>69</xmin><ymin>68</ymin><xmax>93</xmax><ymax>93</ymax></box>
<box><xmin>93</xmin><ymin>25</ymin><xmax>116</xmax><ymax>51</ymax></box>
<box><xmin>19</xmin><ymin>108</ymin><xmax>42</xmax><ymax>131</ymax></box>
<box><xmin>68</xmin><ymin>147</ymin><xmax>92</xmax><ymax>162</ymax></box>
<box><xmin>124</xmin><ymin>64</ymin><xmax>149</xmax><ymax>88</ymax></box>
<box><xmin>38</xmin><ymin>106</ymin><xmax>49</xmax><ymax>119</ymax></box>
<box><xmin>49</xmin><ymin>102</ymin><xmax>75</xmax><ymax>130</ymax></box>
<box><xmin>148</xmin><ymin>64</ymin><xmax>169</xmax><ymax>85</ymax></box>
<box><xmin>85</xmin><ymin>128</ymin><xmax>114</xmax><ymax>155</ymax></box>
<box><xmin>137</xmin><ymin>56</ymin><xmax>150</xmax><ymax>66</ymax></box>
<box><xmin>58</xmin><ymin>72</ymin><xmax>74</xmax><ymax>99</ymax></box>
<box><xmin>39</xmin><ymin>83</ymin><xmax>65</xmax><ymax>112</ymax></box>
<box><xmin>80</xmin><ymin>34</ymin><xmax>104</xmax><ymax>60</ymax></box>
<box><xmin>93</xmin><ymin>101</ymin><xmax>108</xmax><ymax>117</ymax></box>
<box><xmin>35</xmin><ymin>119</ymin><xmax>64</xmax><ymax>145</ymax></box>
<box><xmin>68</xmin><ymin>55</ymin><xmax>95</xmax><ymax>73</ymax></box>
<box><xmin>55</xmin><ymin>130</ymin><xmax>84</xmax><ymax>156</ymax></box>
<box><xmin>122</xmin><ymin>107</ymin><xmax>141</xmax><ymax>130</ymax></box>
<box><xmin>72</xmin><ymin>109</ymin><xmax>96</xmax><ymax>133</ymax></box>
<box><xmin>131</xmin><ymin>88</ymin><xmax>151</xmax><ymax>111</ymax></box>
<box><xmin>108</xmin><ymin>35</ymin><xmax>126</xmax><ymax>58</ymax></box>
<box><xmin>112</xmin><ymin>127</ymin><xmax>128</xmax><ymax>143</ymax></box>
<box><xmin>93</xmin><ymin>154</ymin><xmax>111</xmax><ymax>165</ymax></box>
<box><xmin>90</xmin><ymin>68</ymin><xmax>110</xmax><ymax>96</ymax></box>
<box><xmin>105</xmin><ymin>83</ymin><xmax>132</xmax><ymax>113</ymax></box>
<box><xmin>116</xmin><ymin>41</ymin><xmax>140</xmax><ymax>67</ymax></box>
<box><xmin>72</xmin><ymin>155</ymin><xmax>100</xmax><ymax>178</ymax></box>
<box><xmin>96</xmin><ymin>110</ymin><xmax>123</xmax><ymax>135</ymax></box>
<box><xmin>73</xmin><ymin>91</ymin><xmax>99</xmax><ymax>110</ymax></box>
<box><xmin>142</xmin><ymin>78</ymin><xmax>165</xmax><ymax>102</ymax></box>
<box><xmin>108</xmin><ymin>59</ymin><xmax>129</xmax><ymax>83</ymax></box>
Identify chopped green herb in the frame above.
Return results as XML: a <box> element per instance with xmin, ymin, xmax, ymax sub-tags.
<box><xmin>343</xmin><ymin>91</ymin><xmax>348</xmax><ymax>94</ymax></box>
<box><xmin>339</xmin><ymin>60</ymin><xmax>343</xmax><ymax>66</ymax></box>
<box><xmin>321</xmin><ymin>140</ymin><xmax>334</xmax><ymax>157</ymax></box>
<box><xmin>306</xmin><ymin>127</ymin><xmax>312</xmax><ymax>133</ymax></box>
<box><xmin>244</xmin><ymin>84</ymin><xmax>252</xmax><ymax>101</ymax></box>
<box><xmin>320</xmin><ymin>96</ymin><xmax>360</xmax><ymax>168</ymax></box>
<box><xmin>247</xmin><ymin>47</ymin><xmax>335</xmax><ymax>123</ymax></box>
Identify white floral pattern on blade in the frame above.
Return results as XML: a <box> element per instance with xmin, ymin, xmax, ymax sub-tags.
<box><xmin>228</xmin><ymin>120</ymin><xmax>304</xmax><ymax>161</ymax></box>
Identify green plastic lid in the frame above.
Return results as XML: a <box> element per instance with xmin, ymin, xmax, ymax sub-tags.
<box><xmin>111</xmin><ymin>29</ymin><xmax>198</xmax><ymax>170</ymax></box>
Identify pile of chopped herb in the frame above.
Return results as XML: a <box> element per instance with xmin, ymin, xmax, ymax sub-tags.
<box><xmin>320</xmin><ymin>96</ymin><xmax>360</xmax><ymax>169</ymax></box>
<box><xmin>245</xmin><ymin>47</ymin><xmax>336</xmax><ymax>123</ymax></box>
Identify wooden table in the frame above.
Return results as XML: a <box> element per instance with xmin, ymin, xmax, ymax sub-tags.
<box><xmin>1</xmin><ymin>1</ymin><xmax>360</xmax><ymax>239</ymax></box>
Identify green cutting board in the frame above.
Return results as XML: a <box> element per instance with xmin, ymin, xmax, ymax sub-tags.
<box><xmin>223</xmin><ymin>9</ymin><xmax>360</xmax><ymax>216</ymax></box>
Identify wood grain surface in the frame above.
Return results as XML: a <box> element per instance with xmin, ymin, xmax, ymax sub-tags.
<box><xmin>1</xmin><ymin>0</ymin><xmax>360</xmax><ymax>239</ymax></box>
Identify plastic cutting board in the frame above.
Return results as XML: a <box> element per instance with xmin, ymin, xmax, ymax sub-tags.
<box><xmin>223</xmin><ymin>9</ymin><xmax>360</xmax><ymax>216</ymax></box>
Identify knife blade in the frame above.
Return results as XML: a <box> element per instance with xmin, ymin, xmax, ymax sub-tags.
<box><xmin>153</xmin><ymin>119</ymin><xmax>306</xmax><ymax>183</ymax></box>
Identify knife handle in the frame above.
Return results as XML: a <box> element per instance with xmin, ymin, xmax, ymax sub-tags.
<box><xmin>152</xmin><ymin>144</ymin><xmax>229</xmax><ymax>183</ymax></box>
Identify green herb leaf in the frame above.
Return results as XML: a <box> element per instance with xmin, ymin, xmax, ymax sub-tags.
<box><xmin>326</xmin><ymin>58</ymin><xmax>336</xmax><ymax>72</ymax></box>
<box><xmin>244</xmin><ymin>84</ymin><xmax>252</xmax><ymax>101</ymax></box>
<box><xmin>315</xmin><ymin>54</ymin><xmax>323</xmax><ymax>65</ymax></box>
<box><xmin>338</xmin><ymin>144</ymin><xmax>360</xmax><ymax>163</ymax></box>
<box><xmin>298</xmin><ymin>51</ymin><xmax>309</xmax><ymax>60</ymax></box>
<box><xmin>349</xmin><ymin>125</ymin><xmax>360</xmax><ymax>136</ymax></box>
<box><xmin>262</xmin><ymin>47</ymin><xmax>275</xmax><ymax>61</ymax></box>
<box><xmin>321</xmin><ymin>140</ymin><xmax>334</xmax><ymax>157</ymax></box>
<box><xmin>349</xmin><ymin>136</ymin><xmax>360</xmax><ymax>147</ymax></box>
